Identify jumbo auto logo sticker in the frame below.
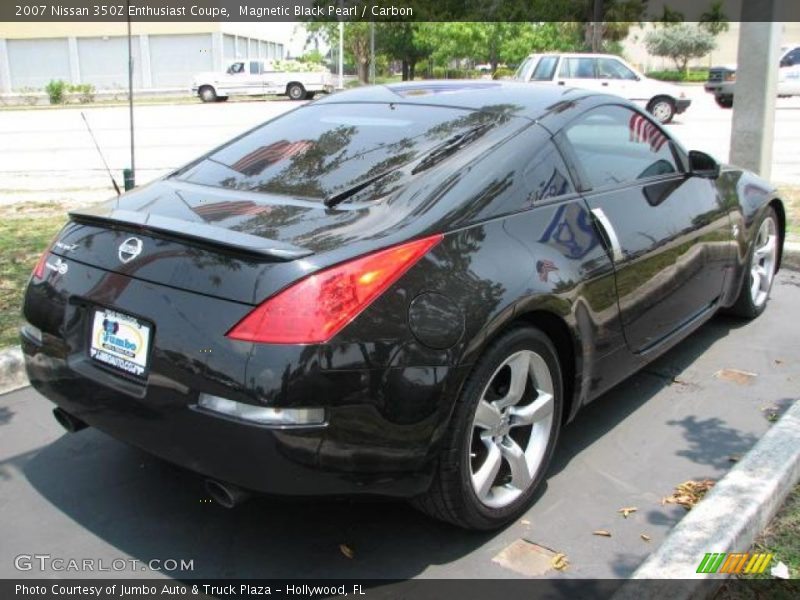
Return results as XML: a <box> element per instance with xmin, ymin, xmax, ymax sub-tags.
<box><xmin>97</xmin><ymin>318</ymin><xmax>142</xmax><ymax>359</ymax></box>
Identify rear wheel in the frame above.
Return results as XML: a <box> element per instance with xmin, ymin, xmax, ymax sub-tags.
<box><xmin>198</xmin><ymin>85</ymin><xmax>217</xmax><ymax>103</ymax></box>
<box><xmin>715</xmin><ymin>94</ymin><xmax>734</xmax><ymax>109</ymax></box>
<box><xmin>727</xmin><ymin>207</ymin><xmax>779</xmax><ymax>319</ymax></box>
<box><xmin>287</xmin><ymin>83</ymin><xmax>305</xmax><ymax>101</ymax></box>
<box><xmin>647</xmin><ymin>96</ymin><xmax>676</xmax><ymax>124</ymax></box>
<box><xmin>413</xmin><ymin>326</ymin><xmax>563</xmax><ymax>530</ymax></box>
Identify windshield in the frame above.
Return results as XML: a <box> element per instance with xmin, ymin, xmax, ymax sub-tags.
<box><xmin>514</xmin><ymin>57</ymin><xmax>535</xmax><ymax>80</ymax></box>
<box><xmin>173</xmin><ymin>103</ymin><xmax>504</xmax><ymax>201</ymax></box>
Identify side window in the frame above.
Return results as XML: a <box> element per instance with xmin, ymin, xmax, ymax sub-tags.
<box><xmin>531</xmin><ymin>56</ymin><xmax>558</xmax><ymax>81</ymax></box>
<box><xmin>559</xmin><ymin>57</ymin><xmax>596</xmax><ymax>79</ymax></box>
<box><xmin>783</xmin><ymin>48</ymin><xmax>800</xmax><ymax>66</ymax></box>
<box><xmin>524</xmin><ymin>142</ymin><xmax>575</xmax><ymax>202</ymax></box>
<box><xmin>249</xmin><ymin>61</ymin><xmax>262</xmax><ymax>75</ymax></box>
<box><xmin>563</xmin><ymin>105</ymin><xmax>679</xmax><ymax>189</ymax></box>
<box><xmin>597</xmin><ymin>58</ymin><xmax>638</xmax><ymax>80</ymax></box>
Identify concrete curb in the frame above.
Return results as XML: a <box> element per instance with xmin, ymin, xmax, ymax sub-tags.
<box><xmin>783</xmin><ymin>240</ymin><xmax>800</xmax><ymax>272</ymax></box>
<box><xmin>0</xmin><ymin>346</ymin><xmax>28</xmax><ymax>395</ymax></box>
<box><xmin>615</xmin><ymin>400</ymin><xmax>800</xmax><ymax>598</ymax></box>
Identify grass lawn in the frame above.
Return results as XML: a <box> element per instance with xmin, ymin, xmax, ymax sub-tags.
<box><xmin>0</xmin><ymin>204</ymin><xmax>66</xmax><ymax>347</ymax></box>
<box><xmin>779</xmin><ymin>186</ymin><xmax>800</xmax><ymax>239</ymax></box>
<box><xmin>739</xmin><ymin>484</ymin><xmax>800</xmax><ymax>580</ymax></box>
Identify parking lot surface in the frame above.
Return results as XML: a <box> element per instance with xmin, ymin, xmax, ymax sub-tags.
<box><xmin>1</xmin><ymin>85</ymin><xmax>799</xmax><ymax>205</ymax></box>
<box><xmin>1</xmin><ymin>271</ymin><xmax>798</xmax><ymax>580</ymax></box>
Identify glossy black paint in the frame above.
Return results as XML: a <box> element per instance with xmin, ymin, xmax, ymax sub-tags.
<box><xmin>22</xmin><ymin>81</ymin><xmax>785</xmax><ymax>498</ymax></box>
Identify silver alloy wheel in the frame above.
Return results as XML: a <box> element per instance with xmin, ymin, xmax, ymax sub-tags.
<box><xmin>468</xmin><ymin>349</ymin><xmax>555</xmax><ymax>509</ymax></box>
<box><xmin>651</xmin><ymin>100</ymin><xmax>673</xmax><ymax>123</ymax></box>
<box><xmin>750</xmin><ymin>215</ymin><xmax>778</xmax><ymax>308</ymax></box>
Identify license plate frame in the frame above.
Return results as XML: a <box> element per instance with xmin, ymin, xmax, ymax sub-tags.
<box><xmin>88</xmin><ymin>307</ymin><xmax>153</xmax><ymax>379</ymax></box>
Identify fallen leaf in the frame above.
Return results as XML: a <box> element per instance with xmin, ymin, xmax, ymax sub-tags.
<box><xmin>520</xmin><ymin>519</ymin><xmax>531</xmax><ymax>525</ymax></box>
<box><xmin>663</xmin><ymin>480</ymin><xmax>715</xmax><ymax>510</ymax></box>
<box><xmin>551</xmin><ymin>553</ymin><xmax>569</xmax><ymax>571</ymax></box>
<box><xmin>640</xmin><ymin>533</ymin><xmax>651</xmax><ymax>542</ymax></box>
<box><xmin>618</xmin><ymin>506</ymin><xmax>638</xmax><ymax>518</ymax></box>
<box><xmin>774</xmin><ymin>359</ymin><xmax>783</xmax><ymax>365</ymax></box>
<box><xmin>339</xmin><ymin>544</ymin><xmax>354</xmax><ymax>559</ymax></box>
<box><xmin>728</xmin><ymin>455</ymin><xmax>742</xmax><ymax>463</ymax></box>
<box><xmin>592</xmin><ymin>530</ymin><xmax>612</xmax><ymax>537</ymax></box>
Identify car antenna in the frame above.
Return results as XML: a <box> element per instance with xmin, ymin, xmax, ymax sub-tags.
<box><xmin>80</xmin><ymin>112</ymin><xmax>122</xmax><ymax>196</ymax></box>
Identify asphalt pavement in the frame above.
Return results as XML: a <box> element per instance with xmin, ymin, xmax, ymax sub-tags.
<box><xmin>1</xmin><ymin>85</ymin><xmax>800</xmax><ymax>207</ymax></box>
<box><xmin>1</xmin><ymin>271</ymin><xmax>798</xmax><ymax>580</ymax></box>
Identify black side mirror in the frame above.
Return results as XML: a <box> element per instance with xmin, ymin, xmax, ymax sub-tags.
<box><xmin>689</xmin><ymin>150</ymin><xmax>720</xmax><ymax>179</ymax></box>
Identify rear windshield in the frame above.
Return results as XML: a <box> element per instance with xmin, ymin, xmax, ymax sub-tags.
<box><xmin>173</xmin><ymin>103</ymin><xmax>502</xmax><ymax>201</ymax></box>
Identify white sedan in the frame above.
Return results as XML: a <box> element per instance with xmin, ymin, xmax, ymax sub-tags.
<box><xmin>513</xmin><ymin>53</ymin><xmax>691</xmax><ymax>124</ymax></box>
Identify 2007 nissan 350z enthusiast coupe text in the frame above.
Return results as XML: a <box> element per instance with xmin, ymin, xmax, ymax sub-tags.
<box><xmin>22</xmin><ymin>82</ymin><xmax>785</xmax><ymax>530</ymax></box>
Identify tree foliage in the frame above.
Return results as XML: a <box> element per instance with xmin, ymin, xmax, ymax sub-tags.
<box><xmin>699</xmin><ymin>1</ymin><xmax>730</xmax><ymax>37</ymax></box>
<box><xmin>644</xmin><ymin>23</ymin><xmax>717</xmax><ymax>72</ymax></box>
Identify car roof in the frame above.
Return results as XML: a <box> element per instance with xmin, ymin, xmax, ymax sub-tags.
<box><xmin>314</xmin><ymin>80</ymin><xmax>605</xmax><ymax>124</ymax></box>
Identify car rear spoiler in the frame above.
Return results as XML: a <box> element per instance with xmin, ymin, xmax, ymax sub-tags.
<box><xmin>68</xmin><ymin>207</ymin><xmax>312</xmax><ymax>261</ymax></box>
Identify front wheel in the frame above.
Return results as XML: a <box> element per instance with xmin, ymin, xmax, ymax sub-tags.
<box><xmin>647</xmin><ymin>96</ymin><xmax>676</xmax><ymax>124</ymax></box>
<box><xmin>726</xmin><ymin>207</ymin><xmax>779</xmax><ymax>319</ymax></box>
<box><xmin>287</xmin><ymin>83</ymin><xmax>305</xmax><ymax>101</ymax></box>
<box><xmin>413</xmin><ymin>326</ymin><xmax>563</xmax><ymax>530</ymax></box>
<box><xmin>198</xmin><ymin>85</ymin><xmax>217</xmax><ymax>103</ymax></box>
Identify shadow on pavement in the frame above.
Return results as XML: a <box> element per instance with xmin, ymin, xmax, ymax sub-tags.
<box><xmin>20</xmin><ymin>313</ymin><xmax>757</xmax><ymax>579</ymax></box>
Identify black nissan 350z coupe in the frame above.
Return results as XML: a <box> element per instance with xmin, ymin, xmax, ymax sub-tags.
<box><xmin>22</xmin><ymin>82</ymin><xmax>785</xmax><ymax>529</ymax></box>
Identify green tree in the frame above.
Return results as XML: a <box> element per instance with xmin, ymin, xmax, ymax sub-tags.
<box><xmin>644</xmin><ymin>23</ymin><xmax>717</xmax><ymax>73</ymax></box>
<box><xmin>305</xmin><ymin>21</ymin><xmax>372</xmax><ymax>83</ymax></box>
<box><xmin>377</xmin><ymin>23</ymin><xmax>433</xmax><ymax>81</ymax></box>
<box><xmin>699</xmin><ymin>1</ymin><xmax>730</xmax><ymax>37</ymax></box>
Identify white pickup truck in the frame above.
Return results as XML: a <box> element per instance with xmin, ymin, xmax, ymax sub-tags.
<box><xmin>192</xmin><ymin>59</ymin><xmax>334</xmax><ymax>102</ymax></box>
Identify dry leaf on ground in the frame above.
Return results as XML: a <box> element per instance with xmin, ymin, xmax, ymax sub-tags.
<box><xmin>663</xmin><ymin>480</ymin><xmax>715</xmax><ymax>510</ymax></box>
<box><xmin>551</xmin><ymin>553</ymin><xmax>569</xmax><ymax>571</ymax></box>
<box><xmin>640</xmin><ymin>533</ymin><xmax>652</xmax><ymax>542</ymax></box>
<box><xmin>618</xmin><ymin>506</ymin><xmax>638</xmax><ymax>518</ymax></box>
<box><xmin>592</xmin><ymin>530</ymin><xmax>612</xmax><ymax>537</ymax></box>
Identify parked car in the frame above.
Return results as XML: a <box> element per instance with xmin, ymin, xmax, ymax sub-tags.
<box><xmin>705</xmin><ymin>44</ymin><xmax>800</xmax><ymax>108</ymax></box>
<box><xmin>191</xmin><ymin>59</ymin><xmax>334</xmax><ymax>102</ymax></box>
<box><xmin>514</xmin><ymin>53</ymin><xmax>691</xmax><ymax>123</ymax></box>
<box><xmin>22</xmin><ymin>81</ymin><xmax>784</xmax><ymax>530</ymax></box>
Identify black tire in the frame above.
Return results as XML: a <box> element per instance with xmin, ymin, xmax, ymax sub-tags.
<box><xmin>198</xmin><ymin>85</ymin><xmax>217</xmax><ymax>103</ymax></box>
<box><xmin>647</xmin><ymin>96</ymin><xmax>676</xmax><ymax>124</ymax></box>
<box><xmin>715</xmin><ymin>94</ymin><xmax>733</xmax><ymax>109</ymax></box>
<box><xmin>413</xmin><ymin>326</ymin><xmax>563</xmax><ymax>530</ymax></box>
<box><xmin>305</xmin><ymin>91</ymin><xmax>316</xmax><ymax>100</ymax></box>
<box><xmin>217</xmin><ymin>96</ymin><xmax>229</xmax><ymax>102</ymax></box>
<box><xmin>726</xmin><ymin>207</ymin><xmax>779</xmax><ymax>319</ymax></box>
<box><xmin>287</xmin><ymin>83</ymin><xmax>305</xmax><ymax>101</ymax></box>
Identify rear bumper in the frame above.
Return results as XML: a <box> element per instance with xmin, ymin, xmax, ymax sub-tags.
<box><xmin>20</xmin><ymin>259</ymin><xmax>467</xmax><ymax>498</ymax></box>
<box><xmin>675</xmin><ymin>98</ymin><xmax>691</xmax><ymax>114</ymax></box>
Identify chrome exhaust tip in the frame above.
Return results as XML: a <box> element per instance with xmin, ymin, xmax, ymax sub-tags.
<box><xmin>53</xmin><ymin>407</ymin><xmax>88</xmax><ymax>433</ymax></box>
<box><xmin>204</xmin><ymin>479</ymin><xmax>251</xmax><ymax>509</ymax></box>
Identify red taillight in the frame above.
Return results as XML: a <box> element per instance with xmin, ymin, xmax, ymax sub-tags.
<box><xmin>227</xmin><ymin>234</ymin><xmax>444</xmax><ymax>344</ymax></box>
<box><xmin>32</xmin><ymin>245</ymin><xmax>51</xmax><ymax>279</ymax></box>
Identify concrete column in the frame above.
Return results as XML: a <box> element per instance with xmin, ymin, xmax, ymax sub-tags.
<box><xmin>729</xmin><ymin>4</ymin><xmax>781</xmax><ymax>178</ymax></box>
<box><xmin>211</xmin><ymin>32</ymin><xmax>223</xmax><ymax>71</ymax></box>
<box><xmin>139</xmin><ymin>34</ymin><xmax>152</xmax><ymax>89</ymax></box>
<box><xmin>67</xmin><ymin>37</ymin><xmax>80</xmax><ymax>84</ymax></box>
<box><xmin>0</xmin><ymin>38</ymin><xmax>11</xmax><ymax>93</ymax></box>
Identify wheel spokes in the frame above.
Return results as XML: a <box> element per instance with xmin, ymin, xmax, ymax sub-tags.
<box><xmin>509</xmin><ymin>392</ymin><xmax>554</xmax><ymax>428</ymax></box>
<box><xmin>472</xmin><ymin>441</ymin><xmax>502</xmax><ymax>500</ymax></box>
<box><xmin>500</xmin><ymin>438</ymin><xmax>532</xmax><ymax>490</ymax></box>
<box><xmin>496</xmin><ymin>351</ymin><xmax>531</xmax><ymax>409</ymax></box>
<box><xmin>474</xmin><ymin>400</ymin><xmax>502</xmax><ymax>431</ymax></box>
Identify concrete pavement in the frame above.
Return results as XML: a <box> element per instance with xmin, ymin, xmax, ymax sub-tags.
<box><xmin>1</xmin><ymin>270</ymin><xmax>798</xmax><ymax>580</ymax></box>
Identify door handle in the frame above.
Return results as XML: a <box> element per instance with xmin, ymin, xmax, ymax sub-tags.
<box><xmin>557</xmin><ymin>81</ymin><xmax>565</xmax><ymax>86</ymax></box>
<box><xmin>601</xmin><ymin>82</ymin><xmax>609</xmax><ymax>86</ymax></box>
<box><xmin>590</xmin><ymin>208</ymin><xmax>624</xmax><ymax>263</ymax></box>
